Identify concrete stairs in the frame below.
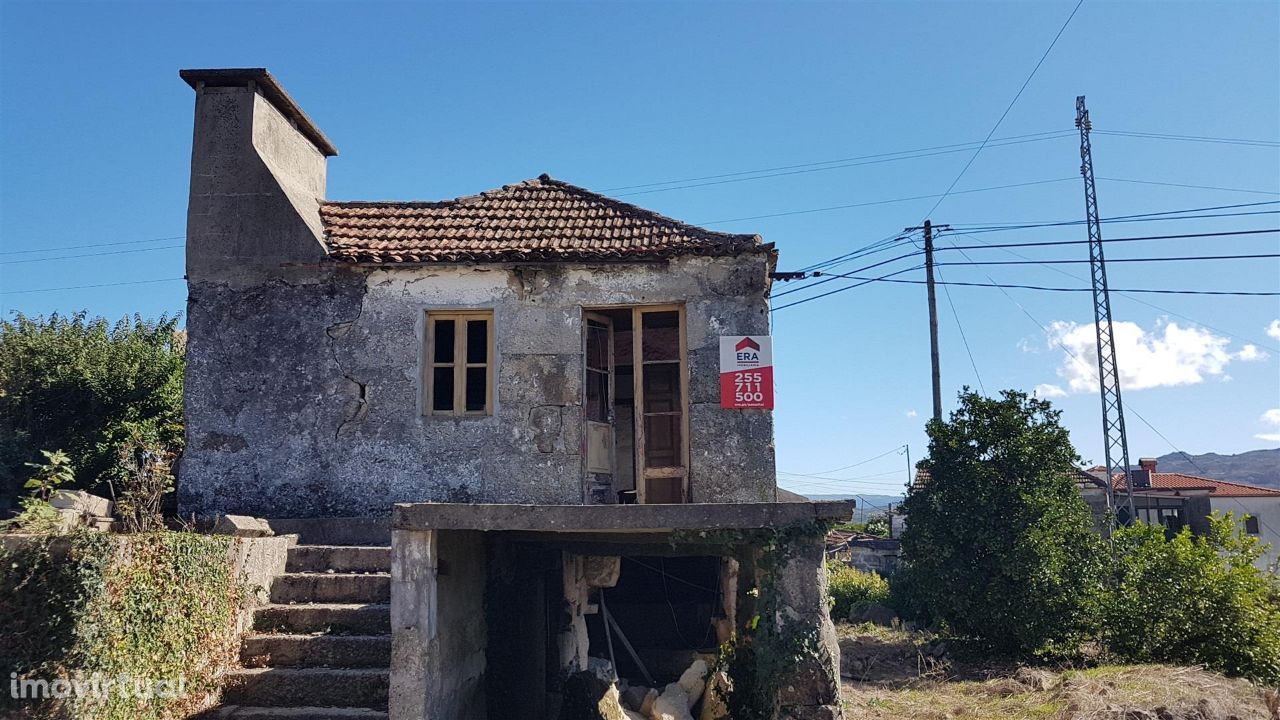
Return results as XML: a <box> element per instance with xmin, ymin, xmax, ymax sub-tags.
<box><xmin>209</xmin><ymin>544</ymin><xmax>392</xmax><ymax>719</ymax></box>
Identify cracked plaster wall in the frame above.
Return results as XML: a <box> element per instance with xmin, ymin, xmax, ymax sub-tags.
<box><xmin>180</xmin><ymin>254</ymin><xmax>777</xmax><ymax>518</ymax></box>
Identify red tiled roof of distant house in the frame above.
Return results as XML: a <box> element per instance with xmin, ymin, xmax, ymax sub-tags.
<box><xmin>1087</xmin><ymin>465</ymin><xmax>1280</xmax><ymax>497</ymax></box>
<box><xmin>320</xmin><ymin>175</ymin><xmax>770</xmax><ymax>264</ymax></box>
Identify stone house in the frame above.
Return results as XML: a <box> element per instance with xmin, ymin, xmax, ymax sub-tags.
<box><xmin>178</xmin><ymin>69</ymin><xmax>845</xmax><ymax>719</ymax></box>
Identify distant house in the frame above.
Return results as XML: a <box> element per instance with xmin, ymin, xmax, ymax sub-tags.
<box><xmin>912</xmin><ymin>461</ymin><xmax>1280</xmax><ymax>573</ymax></box>
<box><xmin>1082</xmin><ymin>458</ymin><xmax>1280</xmax><ymax>572</ymax></box>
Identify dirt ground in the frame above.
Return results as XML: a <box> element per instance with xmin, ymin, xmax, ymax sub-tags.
<box><xmin>836</xmin><ymin>622</ymin><xmax>1280</xmax><ymax>720</ymax></box>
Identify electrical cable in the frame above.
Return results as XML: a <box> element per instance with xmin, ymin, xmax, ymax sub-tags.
<box><xmin>772</xmin><ymin>264</ymin><xmax>925</xmax><ymax>311</ymax></box>
<box><xmin>919</xmin><ymin>0</ymin><xmax>1084</xmax><ymax>219</ymax></box>
<box><xmin>0</xmin><ymin>244</ymin><xmax>185</xmax><ymax>265</ymax></box>
<box><xmin>0</xmin><ymin>278</ymin><xmax>186</xmax><ymax>295</ymax></box>
<box><xmin>0</xmin><ymin>235</ymin><xmax>186</xmax><ymax>256</ymax></box>
<box><xmin>933</xmin><ymin>251</ymin><xmax>1280</xmax><ymax>267</ymax></box>
<box><xmin>809</xmin><ymin>273</ymin><xmax>1280</xmax><ymax>297</ymax></box>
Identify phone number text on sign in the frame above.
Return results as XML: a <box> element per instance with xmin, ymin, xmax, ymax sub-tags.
<box><xmin>719</xmin><ymin>336</ymin><xmax>774</xmax><ymax>409</ymax></box>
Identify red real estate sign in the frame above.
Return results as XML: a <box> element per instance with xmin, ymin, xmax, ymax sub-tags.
<box><xmin>719</xmin><ymin>335</ymin><xmax>774</xmax><ymax>409</ymax></box>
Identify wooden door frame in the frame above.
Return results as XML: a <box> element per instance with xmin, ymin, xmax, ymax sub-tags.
<box><xmin>629</xmin><ymin>304</ymin><xmax>690</xmax><ymax>504</ymax></box>
<box><xmin>583</xmin><ymin>312</ymin><xmax>617</xmax><ymax>503</ymax></box>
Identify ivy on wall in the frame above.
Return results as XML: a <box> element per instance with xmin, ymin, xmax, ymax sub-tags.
<box><xmin>0</xmin><ymin>531</ymin><xmax>243</xmax><ymax>719</ymax></box>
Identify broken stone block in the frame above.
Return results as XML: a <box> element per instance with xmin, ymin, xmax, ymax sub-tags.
<box><xmin>621</xmin><ymin>684</ymin><xmax>650</xmax><ymax>712</ymax></box>
<box><xmin>212</xmin><ymin>514</ymin><xmax>274</xmax><ymax>537</ymax></box>
<box><xmin>676</xmin><ymin>659</ymin><xmax>709</xmax><ymax>709</ymax></box>
<box><xmin>50</xmin><ymin>490</ymin><xmax>112</xmax><ymax>517</ymax></box>
<box><xmin>560</xmin><ymin>670</ymin><xmax>629</xmax><ymax>720</ymax></box>
<box><xmin>699</xmin><ymin>671</ymin><xmax>730</xmax><ymax>720</ymax></box>
<box><xmin>649</xmin><ymin>683</ymin><xmax>693</xmax><ymax>720</ymax></box>
<box><xmin>639</xmin><ymin>688</ymin><xmax>659</xmax><ymax>716</ymax></box>
<box><xmin>584</xmin><ymin>555</ymin><xmax>621</xmax><ymax>588</ymax></box>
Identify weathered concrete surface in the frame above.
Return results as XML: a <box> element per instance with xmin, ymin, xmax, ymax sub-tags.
<box><xmin>182</xmin><ymin>255</ymin><xmax>777</xmax><ymax>518</ymax></box>
<box><xmin>393</xmin><ymin>501</ymin><xmax>854</xmax><ymax>533</ymax></box>
<box><xmin>775</xmin><ymin>535</ymin><xmax>844</xmax><ymax>719</ymax></box>
<box><xmin>389</xmin><ymin>529</ymin><xmax>487</xmax><ymax>720</ymax></box>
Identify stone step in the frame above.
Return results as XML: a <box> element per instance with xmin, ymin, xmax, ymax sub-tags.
<box><xmin>241</xmin><ymin>634</ymin><xmax>391</xmax><ymax>669</ymax></box>
<box><xmin>269</xmin><ymin>573</ymin><xmax>390</xmax><ymax>604</ymax></box>
<box><xmin>286</xmin><ymin>545</ymin><xmax>390</xmax><ymax>574</ymax></box>
<box><xmin>220</xmin><ymin>668</ymin><xmax>388</xmax><ymax>710</ymax></box>
<box><xmin>206</xmin><ymin>707</ymin><xmax>387</xmax><ymax>719</ymax></box>
<box><xmin>253</xmin><ymin>604</ymin><xmax>390</xmax><ymax>635</ymax></box>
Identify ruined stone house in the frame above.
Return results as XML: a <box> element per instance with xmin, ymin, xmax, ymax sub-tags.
<box><xmin>179</xmin><ymin>69</ymin><xmax>844</xmax><ymax>720</ymax></box>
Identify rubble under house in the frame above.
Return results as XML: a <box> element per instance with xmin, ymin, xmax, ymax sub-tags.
<box><xmin>179</xmin><ymin>68</ymin><xmax>847</xmax><ymax>720</ymax></box>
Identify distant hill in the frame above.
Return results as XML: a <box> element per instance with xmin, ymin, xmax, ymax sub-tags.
<box><xmin>1147</xmin><ymin>449</ymin><xmax>1280</xmax><ymax>489</ymax></box>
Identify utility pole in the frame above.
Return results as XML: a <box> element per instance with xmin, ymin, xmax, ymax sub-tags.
<box><xmin>1076</xmin><ymin>95</ymin><xmax>1135</xmax><ymax>526</ymax></box>
<box><xmin>906</xmin><ymin>221</ymin><xmax>950</xmax><ymax>422</ymax></box>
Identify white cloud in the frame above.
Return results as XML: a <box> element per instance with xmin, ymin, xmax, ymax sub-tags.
<box><xmin>1267</xmin><ymin>320</ymin><xmax>1280</xmax><ymax>341</ymax></box>
<box><xmin>1034</xmin><ymin>383</ymin><xmax>1067</xmax><ymax>398</ymax></box>
<box><xmin>1258</xmin><ymin>409</ymin><xmax>1280</xmax><ymax>443</ymax></box>
<box><xmin>1044</xmin><ymin>319</ymin><xmax>1252</xmax><ymax>393</ymax></box>
<box><xmin>1236</xmin><ymin>344</ymin><xmax>1267</xmax><ymax>361</ymax></box>
<box><xmin>905</xmin><ymin>409</ymin><xmax>918</xmax><ymax>418</ymax></box>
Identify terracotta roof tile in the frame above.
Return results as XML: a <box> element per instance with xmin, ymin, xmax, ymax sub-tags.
<box><xmin>321</xmin><ymin>175</ymin><xmax>768</xmax><ymax>264</ymax></box>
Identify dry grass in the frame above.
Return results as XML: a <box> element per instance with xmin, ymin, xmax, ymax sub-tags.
<box><xmin>837</xmin><ymin>623</ymin><xmax>1279</xmax><ymax>720</ymax></box>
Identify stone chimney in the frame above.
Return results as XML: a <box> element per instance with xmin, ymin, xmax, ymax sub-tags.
<box><xmin>1138</xmin><ymin>458</ymin><xmax>1157</xmax><ymax>473</ymax></box>
<box><xmin>181</xmin><ymin>68</ymin><xmax>338</xmax><ymax>285</ymax></box>
<box><xmin>1134</xmin><ymin>457</ymin><xmax>1157</xmax><ymax>488</ymax></box>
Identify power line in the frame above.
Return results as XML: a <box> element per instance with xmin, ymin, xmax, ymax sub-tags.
<box><xmin>772</xmin><ymin>264</ymin><xmax>925</xmax><ymax>311</ymax></box>
<box><xmin>937</xmin><ymin>227</ymin><xmax>1280</xmax><ymax>251</ymax></box>
<box><xmin>947</xmin><ymin>201</ymin><xmax>1280</xmax><ymax>233</ymax></box>
<box><xmin>0</xmin><ymin>244</ymin><xmax>185</xmax><ymax>265</ymax></box>
<box><xmin>810</xmin><ymin>272</ymin><xmax>1280</xmax><ymax>297</ymax></box>
<box><xmin>613</xmin><ymin>132</ymin><xmax>1079</xmax><ymax>197</ymax></box>
<box><xmin>1100</xmin><ymin>177</ymin><xmax>1280</xmax><ymax>196</ymax></box>
<box><xmin>1093</xmin><ymin>129</ymin><xmax>1280</xmax><ymax>148</ymax></box>
<box><xmin>600</xmin><ymin>130</ymin><xmax>1074</xmax><ymax>193</ymax></box>
<box><xmin>920</xmin><ymin>0</ymin><xmax>1084</xmax><ymax>219</ymax></box>
<box><xmin>0</xmin><ymin>235</ymin><xmax>185</xmax><ymax>256</ymax></box>
<box><xmin>699</xmin><ymin>177</ymin><xmax>1078</xmax><ymax>225</ymax></box>
<box><xmin>934</xmin><ymin>251</ymin><xmax>1280</xmax><ymax>267</ymax></box>
<box><xmin>782</xmin><ymin>445</ymin><xmax>909</xmax><ymax>476</ymax></box>
<box><xmin>943</xmin><ymin>229</ymin><xmax>1280</xmax><ymax>353</ymax></box>
<box><xmin>936</xmin><ymin>265</ymin><xmax>986</xmax><ymax>394</ymax></box>
<box><xmin>774</xmin><ymin>249</ymin><xmax>925</xmax><ymax>299</ymax></box>
<box><xmin>0</xmin><ymin>278</ymin><xmax>185</xmax><ymax>295</ymax></box>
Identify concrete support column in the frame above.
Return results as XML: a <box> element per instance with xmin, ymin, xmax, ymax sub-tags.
<box><xmin>390</xmin><ymin>528</ymin><xmax>437</xmax><ymax>720</ymax></box>
<box><xmin>773</xmin><ymin>535</ymin><xmax>843</xmax><ymax>720</ymax></box>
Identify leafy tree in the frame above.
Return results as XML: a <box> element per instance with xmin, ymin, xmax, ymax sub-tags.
<box><xmin>898</xmin><ymin>389</ymin><xmax>1106</xmax><ymax>657</ymax></box>
<box><xmin>1102</xmin><ymin>513</ymin><xmax>1280</xmax><ymax>684</ymax></box>
<box><xmin>0</xmin><ymin>312</ymin><xmax>184</xmax><ymax>505</ymax></box>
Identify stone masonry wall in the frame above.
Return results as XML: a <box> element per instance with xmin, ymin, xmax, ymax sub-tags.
<box><xmin>180</xmin><ymin>253</ymin><xmax>776</xmax><ymax>518</ymax></box>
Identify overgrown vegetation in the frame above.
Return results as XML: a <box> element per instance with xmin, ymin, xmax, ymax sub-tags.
<box><xmin>1101</xmin><ymin>514</ymin><xmax>1280</xmax><ymax>684</ymax></box>
<box><xmin>898</xmin><ymin>389</ymin><xmax>1106</xmax><ymax>658</ymax></box>
<box><xmin>828</xmin><ymin>563</ymin><xmax>890</xmax><ymax>620</ymax></box>
<box><xmin>0</xmin><ymin>313</ymin><xmax>185</xmax><ymax>507</ymax></box>
<box><xmin>893</xmin><ymin>388</ymin><xmax>1280</xmax><ymax>686</ymax></box>
<box><xmin>0</xmin><ymin>531</ymin><xmax>242</xmax><ymax>719</ymax></box>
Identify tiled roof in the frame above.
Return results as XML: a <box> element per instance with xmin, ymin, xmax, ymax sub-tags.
<box><xmin>320</xmin><ymin>175</ymin><xmax>768</xmax><ymax>264</ymax></box>
<box><xmin>1115</xmin><ymin>472</ymin><xmax>1280</xmax><ymax>497</ymax></box>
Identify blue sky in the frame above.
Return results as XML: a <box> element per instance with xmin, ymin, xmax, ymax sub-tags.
<box><xmin>1</xmin><ymin>1</ymin><xmax>1277</xmax><ymax>498</ymax></box>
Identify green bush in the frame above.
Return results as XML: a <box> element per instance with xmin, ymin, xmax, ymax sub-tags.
<box><xmin>827</xmin><ymin>563</ymin><xmax>890</xmax><ymax>619</ymax></box>
<box><xmin>1101</xmin><ymin>513</ymin><xmax>1280</xmax><ymax>684</ymax></box>
<box><xmin>898</xmin><ymin>390</ymin><xmax>1107</xmax><ymax>658</ymax></box>
<box><xmin>0</xmin><ymin>531</ymin><xmax>242</xmax><ymax>719</ymax></box>
<box><xmin>0</xmin><ymin>313</ymin><xmax>184</xmax><ymax>504</ymax></box>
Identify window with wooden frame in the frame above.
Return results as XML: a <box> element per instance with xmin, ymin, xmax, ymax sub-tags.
<box><xmin>425</xmin><ymin>311</ymin><xmax>494</xmax><ymax>416</ymax></box>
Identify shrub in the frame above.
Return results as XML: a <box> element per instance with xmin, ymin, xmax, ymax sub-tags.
<box><xmin>0</xmin><ymin>313</ymin><xmax>184</xmax><ymax>504</ymax></box>
<box><xmin>898</xmin><ymin>389</ymin><xmax>1106</xmax><ymax>657</ymax></box>
<box><xmin>827</xmin><ymin>563</ymin><xmax>890</xmax><ymax>619</ymax></box>
<box><xmin>1102</xmin><ymin>513</ymin><xmax>1280</xmax><ymax>684</ymax></box>
<box><xmin>0</xmin><ymin>531</ymin><xmax>243</xmax><ymax>719</ymax></box>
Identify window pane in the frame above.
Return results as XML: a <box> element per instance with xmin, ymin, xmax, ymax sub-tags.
<box><xmin>586</xmin><ymin>322</ymin><xmax>609</xmax><ymax>371</ymax></box>
<box><xmin>434</xmin><ymin>320</ymin><xmax>456</xmax><ymax>363</ymax></box>
<box><xmin>466</xmin><ymin>320</ymin><xmax>488</xmax><ymax>364</ymax></box>
<box><xmin>585</xmin><ymin>369</ymin><xmax>609</xmax><ymax>422</ymax></box>
<box><xmin>432</xmin><ymin>367</ymin><xmax>454</xmax><ymax>412</ymax></box>
<box><xmin>641</xmin><ymin>311</ymin><xmax>679</xmax><ymax>362</ymax></box>
<box><xmin>465</xmin><ymin>367</ymin><xmax>487</xmax><ymax>412</ymax></box>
